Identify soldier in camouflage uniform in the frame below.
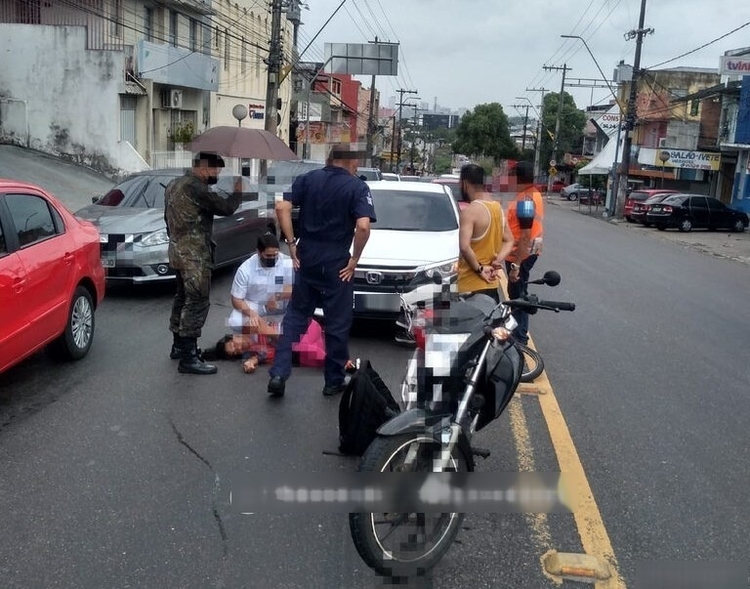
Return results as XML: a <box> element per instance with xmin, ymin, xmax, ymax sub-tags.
<box><xmin>164</xmin><ymin>151</ymin><xmax>242</xmax><ymax>374</ymax></box>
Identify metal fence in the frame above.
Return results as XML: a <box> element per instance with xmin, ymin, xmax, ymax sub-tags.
<box><xmin>150</xmin><ymin>150</ymin><xmax>192</xmax><ymax>170</ymax></box>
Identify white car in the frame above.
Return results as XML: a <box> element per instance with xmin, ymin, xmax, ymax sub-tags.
<box><xmin>350</xmin><ymin>182</ymin><xmax>459</xmax><ymax>319</ymax></box>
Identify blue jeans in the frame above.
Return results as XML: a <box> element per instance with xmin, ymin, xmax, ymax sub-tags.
<box><xmin>269</xmin><ymin>259</ymin><xmax>353</xmax><ymax>387</ymax></box>
<box><xmin>505</xmin><ymin>255</ymin><xmax>538</xmax><ymax>345</ymax></box>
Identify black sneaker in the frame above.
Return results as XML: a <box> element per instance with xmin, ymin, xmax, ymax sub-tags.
<box><xmin>322</xmin><ymin>382</ymin><xmax>347</xmax><ymax>397</ymax></box>
<box><xmin>394</xmin><ymin>328</ymin><xmax>416</xmax><ymax>346</ymax></box>
<box><xmin>267</xmin><ymin>376</ymin><xmax>286</xmax><ymax>397</ymax></box>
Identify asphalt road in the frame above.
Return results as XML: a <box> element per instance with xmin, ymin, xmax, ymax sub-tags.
<box><xmin>531</xmin><ymin>201</ymin><xmax>750</xmax><ymax>585</ymax></box>
<box><xmin>2</xmin><ymin>148</ymin><xmax>749</xmax><ymax>587</ymax></box>
<box><xmin>0</xmin><ymin>263</ymin><xmax>587</xmax><ymax>589</ymax></box>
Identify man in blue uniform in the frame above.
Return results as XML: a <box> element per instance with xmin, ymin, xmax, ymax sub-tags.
<box><xmin>268</xmin><ymin>143</ymin><xmax>376</xmax><ymax>397</ymax></box>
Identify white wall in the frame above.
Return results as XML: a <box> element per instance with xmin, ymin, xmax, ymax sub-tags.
<box><xmin>0</xmin><ymin>24</ymin><xmax>124</xmax><ymax>176</ymax></box>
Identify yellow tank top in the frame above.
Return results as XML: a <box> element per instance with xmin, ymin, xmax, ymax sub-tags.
<box><xmin>457</xmin><ymin>200</ymin><xmax>504</xmax><ymax>294</ymax></box>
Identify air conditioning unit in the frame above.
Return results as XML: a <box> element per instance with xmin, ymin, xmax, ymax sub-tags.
<box><xmin>170</xmin><ymin>89</ymin><xmax>183</xmax><ymax>109</ymax></box>
<box><xmin>658</xmin><ymin>137</ymin><xmax>668</xmax><ymax>147</ymax></box>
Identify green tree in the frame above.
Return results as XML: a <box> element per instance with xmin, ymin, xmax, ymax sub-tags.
<box><xmin>452</xmin><ymin>103</ymin><xmax>518</xmax><ymax>164</ymax></box>
<box><xmin>538</xmin><ymin>92</ymin><xmax>587</xmax><ymax>170</ymax></box>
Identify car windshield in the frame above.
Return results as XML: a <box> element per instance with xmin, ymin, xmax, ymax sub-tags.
<box><xmin>98</xmin><ymin>174</ymin><xmax>180</xmax><ymax>208</ymax></box>
<box><xmin>644</xmin><ymin>194</ymin><xmax>671</xmax><ymax>204</ymax></box>
<box><xmin>371</xmin><ymin>190</ymin><xmax>457</xmax><ymax>231</ymax></box>
<box><xmin>661</xmin><ymin>195</ymin><xmax>687</xmax><ymax>205</ymax></box>
<box><xmin>98</xmin><ymin>173</ymin><xmax>257</xmax><ymax>209</ymax></box>
<box><xmin>629</xmin><ymin>191</ymin><xmax>652</xmax><ymax>201</ymax></box>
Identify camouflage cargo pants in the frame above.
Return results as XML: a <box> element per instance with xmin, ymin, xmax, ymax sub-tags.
<box><xmin>169</xmin><ymin>264</ymin><xmax>211</xmax><ymax>339</ymax></box>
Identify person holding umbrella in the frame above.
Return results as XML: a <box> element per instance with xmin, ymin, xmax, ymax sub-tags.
<box><xmin>165</xmin><ymin>151</ymin><xmax>243</xmax><ymax>375</ymax></box>
<box><xmin>267</xmin><ymin>143</ymin><xmax>376</xmax><ymax>398</ymax></box>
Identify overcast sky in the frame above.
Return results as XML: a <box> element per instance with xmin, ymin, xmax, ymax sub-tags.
<box><xmin>294</xmin><ymin>0</ymin><xmax>750</xmax><ymax>116</ymax></box>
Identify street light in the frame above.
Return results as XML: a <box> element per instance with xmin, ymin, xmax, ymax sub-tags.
<box><xmin>560</xmin><ymin>35</ymin><xmax>618</xmax><ymax>102</ymax></box>
<box><xmin>561</xmin><ymin>34</ymin><xmax>622</xmax><ymax>214</ymax></box>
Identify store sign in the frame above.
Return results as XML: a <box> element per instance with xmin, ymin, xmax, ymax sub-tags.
<box><xmin>719</xmin><ymin>56</ymin><xmax>750</xmax><ymax>76</ymax></box>
<box><xmin>595</xmin><ymin>112</ymin><xmax>621</xmax><ymax>134</ymax></box>
<box><xmin>654</xmin><ymin>149</ymin><xmax>720</xmax><ymax>171</ymax></box>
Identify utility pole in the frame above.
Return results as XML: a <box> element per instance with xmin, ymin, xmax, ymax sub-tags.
<box><xmin>511</xmin><ymin>103</ymin><xmax>530</xmax><ymax>151</ymax></box>
<box><xmin>408</xmin><ymin>104</ymin><xmax>422</xmax><ymax>173</ymax></box>
<box><xmin>366</xmin><ymin>37</ymin><xmax>379</xmax><ymax>167</ymax></box>
<box><xmin>615</xmin><ymin>0</ymin><xmax>653</xmax><ymax>219</ymax></box>
<box><xmin>395</xmin><ymin>88</ymin><xmax>418</xmax><ymax>173</ymax></box>
<box><xmin>284</xmin><ymin>0</ymin><xmax>302</xmax><ymax>158</ymax></box>
<box><xmin>262</xmin><ymin>0</ymin><xmax>284</xmax><ymax>177</ymax></box>
<box><xmin>526</xmin><ymin>87</ymin><xmax>548</xmax><ymax>183</ymax></box>
<box><xmin>543</xmin><ymin>63</ymin><xmax>572</xmax><ymax>190</ymax></box>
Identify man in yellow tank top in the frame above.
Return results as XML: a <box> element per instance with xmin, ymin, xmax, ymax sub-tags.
<box><xmin>456</xmin><ymin>164</ymin><xmax>515</xmax><ymax>302</ymax></box>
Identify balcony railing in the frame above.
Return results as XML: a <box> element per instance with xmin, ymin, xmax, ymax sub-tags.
<box><xmin>0</xmin><ymin>0</ymin><xmax>125</xmax><ymax>50</ymax></box>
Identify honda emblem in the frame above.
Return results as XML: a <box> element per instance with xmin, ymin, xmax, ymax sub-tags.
<box><xmin>365</xmin><ymin>271</ymin><xmax>383</xmax><ymax>285</ymax></box>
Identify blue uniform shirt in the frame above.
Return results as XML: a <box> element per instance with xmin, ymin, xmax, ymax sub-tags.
<box><xmin>285</xmin><ymin>165</ymin><xmax>376</xmax><ymax>267</ymax></box>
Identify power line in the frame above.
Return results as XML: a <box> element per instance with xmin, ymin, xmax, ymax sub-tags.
<box><xmin>645</xmin><ymin>20</ymin><xmax>750</xmax><ymax>69</ymax></box>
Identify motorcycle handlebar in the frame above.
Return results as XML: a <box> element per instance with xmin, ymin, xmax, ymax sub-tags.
<box><xmin>505</xmin><ymin>298</ymin><xmax>575</xmax><ymax>312</ymax></box>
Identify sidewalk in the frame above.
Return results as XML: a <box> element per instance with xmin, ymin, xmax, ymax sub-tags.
<box><xmin>546</xmin><ymin>194</ymin><xmax>750</xmax><ymax>267</ymax></box>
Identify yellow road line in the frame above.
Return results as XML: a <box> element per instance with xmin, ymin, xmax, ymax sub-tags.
<box><xmin>508</xmin><ymin>396</ymin><xmax>553</xmax><ymax>555</ymax></box>
<box><xmin>527</xmin><ymin>337</ymin><xmax>627</xmax><ymax>588</ymax></box>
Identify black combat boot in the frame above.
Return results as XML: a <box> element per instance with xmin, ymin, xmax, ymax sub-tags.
<box><xmin>171</xmin><ymin>334</ymin><xmax>202</xmax><ymax>360</ymax></box>
<box><xmin>170</xmin><ymin>333</ymin><xmax>185</xmax><ymax>359</ymax></box>
<box><xmin>178</xmin><ymin>338</ymin><xmax>217</xmax><ymax>375</ymax></box>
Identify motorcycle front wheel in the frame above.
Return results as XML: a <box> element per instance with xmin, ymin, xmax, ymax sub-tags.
<box><xmin>349</xmin><ymin>434</ymin><xmax>469</xmax><ymax>578</ymax></box>
<box><xmin>516</xmin><ymin>341</ymin><xmax>544</xmax><ymax>382</ymax></box>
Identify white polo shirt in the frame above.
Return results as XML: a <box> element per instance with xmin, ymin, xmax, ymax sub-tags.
<box><xmin>227</xmin><ymin>252</ymin><xmax>294</xmax><ymax>330</ymax></box>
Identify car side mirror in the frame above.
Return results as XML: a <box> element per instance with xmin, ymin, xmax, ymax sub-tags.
<box><xmin>359</xmin><ymin>175</ymin><xmax>368</xmax><ymax>181</ymax></box>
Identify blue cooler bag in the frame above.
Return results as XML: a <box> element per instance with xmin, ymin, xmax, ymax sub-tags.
<box><xmin>517</xmin><ymin>196</ymin><xmax>535</xmax><ymax>230</ymax></box>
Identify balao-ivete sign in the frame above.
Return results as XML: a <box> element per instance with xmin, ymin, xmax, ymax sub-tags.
<box><xmin>656</xmin><ymin>149</ymin><xmax>721</xmax><ymax>171</ymax></box>
<box><xmin>719</xmin><ymin>56</ymin><xmax>750</xmax><ymax>76</ymax></box>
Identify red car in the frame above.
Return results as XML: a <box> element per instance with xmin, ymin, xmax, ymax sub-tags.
<box><xmin>630</xmin><ymin>190</ymin><xmax>680</xmax><ymax>225</ymax></box>
<box><xmin>432</xmin><ymin>174</ymin><xmax>497</xmax><ymax>211</ymax></box>
<box><xmin>432</xmin><ymin>177</ymin><xmax>467</xmax><ymax>210</ymax></box>
<box><xmin>550</xmin><ymin>180</ymin><xmax>567</xmax><ymax>193</ymax></box>
<box><xmin>624</xmin><ymin>189</ymin><xmax>679</xmax><ymax>222</ymax></box>
<box><xmin>0</xmin><ymin>179</ymin><xmax>106</xmax><ymax>374</ymax></box>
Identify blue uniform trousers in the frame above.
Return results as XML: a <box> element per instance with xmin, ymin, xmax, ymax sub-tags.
<box><xmin>269</xmin><ymin>258</ymin><xmax>353</xmax><ymax>387</ymax></box>
<box><xmin>505</xmin><ymin>254</ymin><xmax>538</xmax><ymax>345</ymax></box>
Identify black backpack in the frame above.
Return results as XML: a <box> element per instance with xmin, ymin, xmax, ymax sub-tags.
<box><xmin>338</xmin><ymin>360</ymin><xmax>401</xmax><ymax>456</ymax></box>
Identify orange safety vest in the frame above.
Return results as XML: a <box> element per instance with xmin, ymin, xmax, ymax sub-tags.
<box><xmin>506</xmin><ymin>187</ymin><xmax>544</xmax><ymax>263</ymax></box>
<box><xmin>457</xmin><ymin>200</ymin><xmax>505</xmax><ymax>294</ymax></box>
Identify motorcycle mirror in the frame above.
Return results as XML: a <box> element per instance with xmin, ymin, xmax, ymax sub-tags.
<box><xmin>542</xmin><ymin>271</ymin><xmax>561</xmax><ymax>286</ymax></box>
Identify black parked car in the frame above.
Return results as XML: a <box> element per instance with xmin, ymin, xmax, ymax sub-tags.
<box><xmin>645</xmin><ymin>194</ymin><xmax>749</xmax><ymax>233</ymax></box>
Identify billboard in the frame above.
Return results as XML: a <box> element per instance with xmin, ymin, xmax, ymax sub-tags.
<box><xmin>719</xmin><ymin>56</ymin><xmax>750</xmax><ymax>76</ymax></box>
<box><xmin>651</xmin><ymin>149</ymin><xmax>720</xmax><ymax>171</ymax></box>
<box><xmin>324</xmin><ymin>43</ymin><xmax>399</xmax><ymax>76</ymax></box>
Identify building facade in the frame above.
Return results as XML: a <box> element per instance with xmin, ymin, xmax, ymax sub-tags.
<box><xmin>0</xmin><ymin>0</ymin><xmax>295</xmax><ymax>177</ymax></box>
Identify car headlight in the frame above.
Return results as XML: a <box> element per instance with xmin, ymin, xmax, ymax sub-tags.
<box><xmin>418</xmin><ymin>260</ymin><xmax>458</xmax><ymax>278</ymax></box>
<box><xmin>141</xmin><ymin>229</ymin><xmax>170</xmax><ymax>247</ymax></box>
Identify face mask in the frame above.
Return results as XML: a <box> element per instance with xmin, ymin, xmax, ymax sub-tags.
<box><xmin>259</xmin><ymin>255</ymin><xmax>277</xmax><ymax>268</ymax></box>
<box><xmin>206</xmin><ymin>176</ymin><xmax>218</xmax><ymax>185</ymax></box>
